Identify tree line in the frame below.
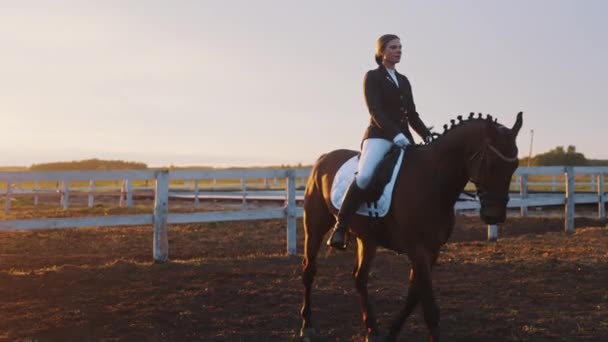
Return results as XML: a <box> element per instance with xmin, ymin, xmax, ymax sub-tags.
<box><xmin>520</xmin><ymin>145</ymin><xmax>608</xmax><ymax>166</ymax></box>
<box><xmin>30</xmin><ymin>159</ymin><xmax>148</xmax><ymax>170</ymax></box>
<box><xmin>22</xmin><ymin>147</ymin><xmax>608</xmax><ymax>170</ymax></box>
<box><xmin>27</xmin><ymin>159</ymin><xmax>306</xmax><ymax>170</ymax></box>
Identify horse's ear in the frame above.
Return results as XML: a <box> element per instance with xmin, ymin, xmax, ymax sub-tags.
<box><xmin>511</xmin><ymin>112</ymin><xmax>523</xmax><ymax>137</ymax></box>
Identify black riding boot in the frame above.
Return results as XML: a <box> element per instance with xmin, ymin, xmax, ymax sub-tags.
<box><xmin>326</xmin><ymin>181</ymin><xmax>365</xmax><ymax>250</ymax></box>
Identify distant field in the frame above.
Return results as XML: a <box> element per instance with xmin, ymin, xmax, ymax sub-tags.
<box><xmin>0</xmin><ymin>194</ymin><xmax>263</xmax><ymax>221</ymax></box>
<box><xmin>0</xmin><ymin>167</ymin><xmax>28</xmax><ymax>171</ymax></box>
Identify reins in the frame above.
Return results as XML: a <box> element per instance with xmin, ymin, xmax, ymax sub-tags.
<box><xmin>468</xmin><ymin>141</ymin><xmax>517</xmax><ymax>204</ymax></box>
<box><xmin>487</xmin><ymin>144</ymin><xmax>518</xmax><ymax>163</ymax></box>
<box><xmin>469</xmin><ymin>141</ymin><xmax>518</xmax><ymax>164</ymax></box>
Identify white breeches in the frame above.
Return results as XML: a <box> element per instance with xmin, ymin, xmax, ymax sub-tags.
<box><xmin>355</xmin><ymin>138</ymin><xmax>394</xmax><ymax>189</ymax></box>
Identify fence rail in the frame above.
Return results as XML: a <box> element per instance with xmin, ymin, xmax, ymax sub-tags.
<box><xmin>0</xmin><ymin>166</ymin><xmax>606</xmax><ymax>259</ymax></box>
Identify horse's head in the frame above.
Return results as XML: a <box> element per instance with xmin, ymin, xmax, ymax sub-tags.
<box><xmin>467</xmin><ymin>112</ymin><xmax>523</xmax><ymax>224</ymax></box>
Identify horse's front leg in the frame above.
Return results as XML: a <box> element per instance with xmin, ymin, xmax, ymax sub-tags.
<box><xmin>387</xmin><ymin>267</ymin><xmax>421</xmax><ymax>340</ymax></box>
<box><xmin>389</xmin><ymin>247</ymin><xmax>440</xmax><ymax>341</ymax></box>
<box><xmin>353</xmin><ymin>237</ymin><xmax>382</xmax><ymax>339</ymax></box>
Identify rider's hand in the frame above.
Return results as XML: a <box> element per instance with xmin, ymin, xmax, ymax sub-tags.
<box><xmin>424</xmin><ymin>132</ymin><xmax>440</xmax><ymax>144</ymax></box>
<box><xmin>393</xmin><ymin>133</ymin><xmax>410</xmax><ymax>147</ymax></box>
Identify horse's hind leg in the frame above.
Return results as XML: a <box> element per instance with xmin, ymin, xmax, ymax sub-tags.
<box><xmin>300</xmin><ymin>188</ymin><xmax>334</xmax><ymax>339</ymax></box>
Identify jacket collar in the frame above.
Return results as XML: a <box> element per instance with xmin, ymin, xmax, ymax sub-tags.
<box><xmin>378</xmin><ymin>64</ymin><xmax>400</xmax><ymax>88</ymax></box>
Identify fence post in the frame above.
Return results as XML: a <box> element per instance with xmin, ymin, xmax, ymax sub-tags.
<box><xmin>5</xmin><ymin>181</ymin><xmax>12</xmax><ymax>213</ymax></box>
<box><xmin>513</xmin><ymin>176</ymin><xmax>520</xmax><ymax>190</ymax></box>
<box><xmin>598</xmin><ymin>173</ymin><xmax>606</xmax><ymax>224</ymax></box>
<box><xmin>153</xmin><ymin>170</ymin><xmax>170</xmax><ymax>263</ymax></box>
<box><xmin>194</xmin><ymin>180</ymin><xmax>200</xmax><ymax>208</ymax></box>
<box><xmin>552</xmin><ymin>175</ymin><xmax>557</xmax><ymax>191</ymax></box>
<box><xmin>285</xmin><ymin>170</ymin><xmax>297</xmax><ymax>255</ymax></box>
<box><xmin>88</xmin><ymin>180</ymin><xmax>95</xmax><ymax>207</ymax></box>
<box><xmin>519</xmin><ymin>174</ymin><xmax>528</xmax><ymax>217</ymax></box>
<box><xmin>564</xmin><ymin>167</ymin><xmax>575</xmax><ymax>233</ymax></box>
<box><xmin>241</xmin><ymin>177</ymin><xmax>247</xmax><ymax>210</ymax></box>
<box><xmin>34</xmin><ymin>181</ymin><xmax>39</xmax><ymax>206</ymax></box>
<box><xmin>119</xmin><ymin>180</ymin><xmax>126</xmax><ymax>207</ymax></box>
<box><xmin>126</xmin><ymin>179</ymin><xmax>133</xmax><ymax>207</ymax></box>
<box><xmin>61</xmin><ymin>181</ymin><xmax>69</xmax><ymax>210</ymax></box>
<box><xmin>487</xmin><ymin>224</ymin><xmax>498</xmax><ymax>242</ymax></box>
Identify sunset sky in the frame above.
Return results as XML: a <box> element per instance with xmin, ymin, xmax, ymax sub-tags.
<box><xmin>1</xmin><ymin>0</ymin><xmax>606</xmax><ymax>167</ymax></box>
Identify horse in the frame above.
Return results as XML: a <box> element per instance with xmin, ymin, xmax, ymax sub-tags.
<box><xmin>300</xmin><ymin>112</ymin><xmax>523</xmax><ymax>341</ymax></box>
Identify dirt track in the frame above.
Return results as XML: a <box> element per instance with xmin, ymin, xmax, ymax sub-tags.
<box><xmin>1</xmin><ymin>215</ymin><xmax>607</xmax><ymax>341</ymax></box>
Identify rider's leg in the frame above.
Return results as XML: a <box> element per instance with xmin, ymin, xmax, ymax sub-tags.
<box><xmin>327</xmin><ymin>138</ymin><xmax>393</xmax><ymax>250</ymax></box>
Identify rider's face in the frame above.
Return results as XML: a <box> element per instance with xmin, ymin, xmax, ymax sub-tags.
<box><xmin>383</xmin><ymin>38</ymin><xmax>402</xmax><ymax>65</ymax></box>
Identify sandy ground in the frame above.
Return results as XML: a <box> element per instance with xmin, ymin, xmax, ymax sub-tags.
<box><xmin>0</xmin><ymin>211</ymin><xmax>607</xmax><ymax>341</ymax></box>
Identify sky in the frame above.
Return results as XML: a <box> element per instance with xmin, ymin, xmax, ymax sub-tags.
<box><xmin>1</xmin><ymin>0</ymin><xmax>606</xmax><ymax>167</ymax></box>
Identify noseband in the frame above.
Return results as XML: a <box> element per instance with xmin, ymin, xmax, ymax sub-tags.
<box><xmin>469</xmin><ymin>142</ymin><xmax>518</xmax><ymax>204</ymax></box>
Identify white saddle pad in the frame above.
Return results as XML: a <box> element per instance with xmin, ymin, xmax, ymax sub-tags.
<box><xmin>330</xmin><ymin>149</ymin><xmax>404</xmax><ymax>217</ymax></box>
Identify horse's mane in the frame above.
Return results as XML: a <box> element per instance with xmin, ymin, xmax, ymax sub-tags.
<box><xmin>421</xmin><ymin>112</ymin><xmax>505</xmax><ymax>146</ymax></box>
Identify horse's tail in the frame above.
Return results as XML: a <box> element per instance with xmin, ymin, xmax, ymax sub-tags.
<box><xmin>304</xmin><ymin>152</ymin><xmax>329</xmax><ymax>204</ymax></box>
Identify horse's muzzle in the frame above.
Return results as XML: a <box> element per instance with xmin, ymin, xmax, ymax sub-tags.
<box><xmin>481</xmin><ymin>213</ymin><xmax>506</xmax><ymax>225</ymax></box>
<box><xmin>478</xmin><ymin>192</ymin><xmax>509</xmax><ymax>225</ymax></box>
<box><xmin>480</xmin><ymin>206</ymin><xmax>507</xmax><ymax>225</ymax></box>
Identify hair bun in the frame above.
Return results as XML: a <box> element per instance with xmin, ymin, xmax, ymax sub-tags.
<box><xmin>374</xmin><ymin>54</ymin><xmax>382</xmax><ymax>65</ymax></box>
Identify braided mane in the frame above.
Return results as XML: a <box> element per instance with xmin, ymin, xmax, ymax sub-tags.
<box><xmin>423</xmin><ymin>112</ymin><xmax>504</xmax><ymax>145</ymax></box>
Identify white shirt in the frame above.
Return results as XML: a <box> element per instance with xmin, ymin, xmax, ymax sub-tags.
<box><xmin>386</xmin><ymin>68</ymin><xmax>399</xmax><ymax>87</ymax></box>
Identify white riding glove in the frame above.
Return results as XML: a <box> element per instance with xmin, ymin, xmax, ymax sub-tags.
<box><xmin>393</xmin><ymin>133</ymin><xmax>410</xmax><ymax>147</ymax></box>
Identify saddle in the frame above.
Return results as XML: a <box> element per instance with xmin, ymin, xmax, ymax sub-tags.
<box><xmin>330</xmin><ymin>145</ymin><xmax>405</xmax><ymax>218</ymax></box>
<box><xmin>361</xmin><ymin>145</ymin><xmax>403</xmax><ymax>203</ymax></box>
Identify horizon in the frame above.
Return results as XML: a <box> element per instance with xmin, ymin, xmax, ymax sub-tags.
<box><xmin>1</xmin><ymin>1</ymin><xmax>607</xmax><ymax>167</ymax></box>
<box><xmin>2</xmin><ymin>142</ymin><xmax>604</xmax><ymax>170</ymax></box>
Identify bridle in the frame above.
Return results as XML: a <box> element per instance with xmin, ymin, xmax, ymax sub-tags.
<box><xmin>468</xmin><ymin>141</ymin><xmax>518</xmax><ymax>205</ymax></box>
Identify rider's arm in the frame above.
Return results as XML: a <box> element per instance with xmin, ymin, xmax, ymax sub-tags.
<box><xmin>402</xmin><ymin>78</ymin><xmax>431</xmax><ymax>140</ymax></box>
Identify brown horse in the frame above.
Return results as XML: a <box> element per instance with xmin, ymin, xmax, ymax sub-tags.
<box><xmin>300</xmin><ymin>112</ymin><xmax>523</xmax><ymax>341</ymax></box>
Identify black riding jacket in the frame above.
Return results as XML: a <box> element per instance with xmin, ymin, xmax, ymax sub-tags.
<box><xmin>362</xmin><ymin>65</ymin><xmax>431</xmax><ymax>144</ymax></box>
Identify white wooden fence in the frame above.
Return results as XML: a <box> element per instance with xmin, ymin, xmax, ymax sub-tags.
<box><xmin>0</xmin><ymin>166</ymin><xmax>606</xmax><ymax>260</ymax></box>
<box><xmin>0</xmin><ymin>169</ymin><xmax>308</xmax><ymax>261</ymax></box>
<box><xmin>514</xmin><ymin>166</ymin><xmax>607</xmax><ymax>233</ymax></box>
<box><xmin>457</xmin><ymin>166</ymin><xmax>607</xmax><ymax>240</ymax></box>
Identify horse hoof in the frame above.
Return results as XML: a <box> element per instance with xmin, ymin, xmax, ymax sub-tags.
<box><xmin>300</xmin><ymin>327</ymin><xmax>316</xmax><ymax>341</ymax></box>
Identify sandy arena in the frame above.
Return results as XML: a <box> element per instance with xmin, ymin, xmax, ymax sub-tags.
<box><xmin>1</xmin><ymin>213</ymin><xmax>607</xmax><ymax>341</ymax></box>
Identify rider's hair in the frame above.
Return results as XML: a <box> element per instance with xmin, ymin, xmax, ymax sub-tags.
<box><xmin>375</xmin><ymin>34</ymin><xmax>400</xmax><ymax>65</ymax></box>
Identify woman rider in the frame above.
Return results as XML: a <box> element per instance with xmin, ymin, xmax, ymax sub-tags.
<box><xmin>327</xmin><ymin>34</ymin><xmax>433</xmax><ymax>250</ymax></box>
